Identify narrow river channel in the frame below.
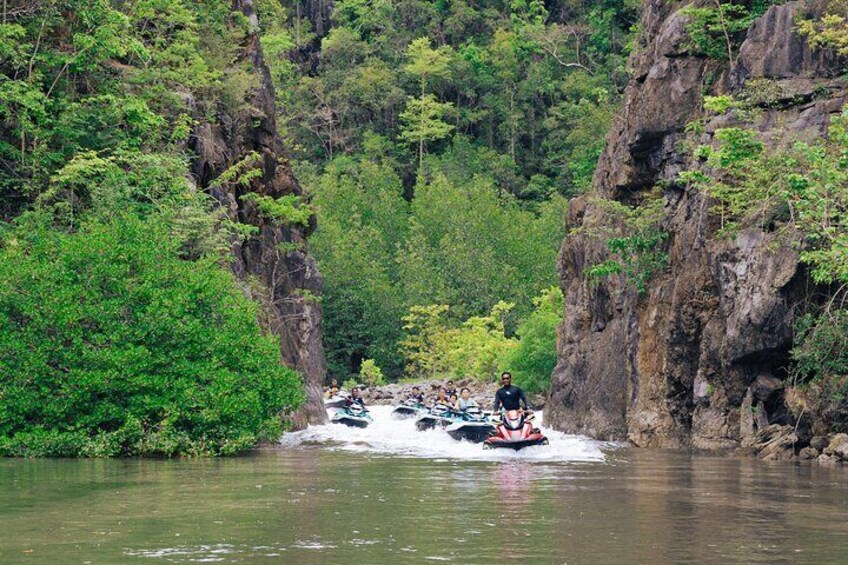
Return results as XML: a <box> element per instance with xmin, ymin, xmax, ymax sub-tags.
<box><xmin>2</xmin><ymin>407</ymin><xmax>847</xmax><ymax>563</ymax></box>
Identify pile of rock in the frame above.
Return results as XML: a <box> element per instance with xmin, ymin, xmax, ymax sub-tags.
<box><xmin>358</xmin><ymin>378</ymin><xmax>498</xmax><ymax>407</ymax></box>
<box><xmin>810</xmin><ymin>434</ymin><xmax>848</xmax><ymax>464</ymax></box>
<box><xmin>355</xmin><ymin>378</ymin><xmax>547</xmax><ymax>410</ymax></box>
<box><xmin>742</xmin><ymin>426</ymin><xmax>848</xmax><ymax>464</ymax></box>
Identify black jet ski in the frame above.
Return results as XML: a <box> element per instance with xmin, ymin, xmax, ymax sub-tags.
<box><xmin>392</xmin><ymin>398</ymin><xmax>426</xmax><ymax>420</ymax></box>
<box><xmin>330</xmin><ymin>404</ymin><xmax>373</xmax><ymax>428</ymax></box>
<box><xmin>415</xmin><ymin>404</ymin><xmax>458</xmax><ymax>431</ymax></box>
<box><xmin>446</xmin><ymin>406</ymin><xmax>496</xmax><ymax>443</ymax></box>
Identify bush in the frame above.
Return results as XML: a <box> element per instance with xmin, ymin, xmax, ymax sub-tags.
<box><xmin>0</xmin><ymin>214</ymin><xmax>303</xmax><ymax>457</ymax></box>
<box><xmin>503</xmin><ymin>287</ymin><xmax>564</xmax><ymax>394</ymax></box>
<box><xmin>400</xmin><ymin>302</ymin><xmax>517</xmax><ymax>381</ymax></box>
<box><xmin>358</xmin><ymin>359</ymin><xmax>385</xmax><ymax>386</ymax></box>
<box><xmin>342</xmin><ymin>378</ymin><xmax>360</xmax><ymax>391</ymax></box>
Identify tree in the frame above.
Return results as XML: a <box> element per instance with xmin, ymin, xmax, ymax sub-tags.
<box><xmin>404</xmin><ymin>37</ymin><xmax>454</xmax><ymax>96</ymax></box>
<box><xmin>399</xmin><ymin>94</ymin><xmax>455</xmax><ymax>168</ymax></box>
<box><xmin>359</xmin><ymin>359</ymin><xmax>385</xmax><ymax>386</ymax></box>
<box><xmin>0</xmin><ymin>214</ymin><xmax>303</xmax><ymax>457</ymax></box>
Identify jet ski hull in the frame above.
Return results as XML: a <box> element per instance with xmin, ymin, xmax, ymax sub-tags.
<box><xmin>392</xmin><ymin>405</ymin><xmax>423</xmax><ymax>420</ymax></box>
<box><xmin>331</xmin><ymin>414</ymin><xmax>372</xmax><ymax>428</ymax></box>
<box><xmin>324</xmin><ymin>397</ymin><xmax>348</xmax><ymax>410</ymax></box>
<box><xmin>446</xmin><ymin>422</ymin><xmax>495</xmax><ymax>443</ymax></box>
<box><xmin>483</xmin><ymin>434</ymin><xmax>548</xmax><ymax>450</ymax></box>
<box><xmin>415</xmin><ymin>415</ymin><xmax>454</xmax><ymax>431</ymax></box>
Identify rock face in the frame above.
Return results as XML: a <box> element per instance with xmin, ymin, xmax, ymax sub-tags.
<box><xmin>549</xmin><ymin>0</ymin><xmax>846</xmax><ymax>451</ymax></box>
<box><xmin>192</xmin><ymin>0</ymin><xmax>327</xmax><ymax>426</ymax></box>
<box><xmin>358</xmin><ymin>379</ymin><xmax>501</xmax><ymax>408</ymax></box>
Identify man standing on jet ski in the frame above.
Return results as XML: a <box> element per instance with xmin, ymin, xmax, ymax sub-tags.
<box><xmin>493</xmin><ymin>372</ymin><xmax>528</xmax><ymax>413</ymax></box>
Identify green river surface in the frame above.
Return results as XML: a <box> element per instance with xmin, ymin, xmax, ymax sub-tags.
<box><xmin>2</xmin><ymin>406</ymin><xmax>848</xmax><ymax>564</ymax></box>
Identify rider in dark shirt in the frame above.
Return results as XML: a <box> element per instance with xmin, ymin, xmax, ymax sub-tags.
<box><xmin>493</xmin><ymin>372</ymin><xmax>528</xmax><ymax>412</ymax></box>
<box><xmin>408</xmin><ymin>386</ymin><xmax>425</xmax><ymax>404</ymax></box>
<box><xmin>445</xmin><ymin>380</ymin><xmax>457</xmax><ymax>399</ymax></box>
<box><xmin>346</xmin><ymin>387</ymin><xmax>366</xmax><ymax>408</ymax></box>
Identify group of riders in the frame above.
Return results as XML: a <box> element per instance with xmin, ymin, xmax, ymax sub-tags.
<box><xmin>323</xmin><ymin>372</ymin><xmax>529</xmax><ymax>414</ymax></box>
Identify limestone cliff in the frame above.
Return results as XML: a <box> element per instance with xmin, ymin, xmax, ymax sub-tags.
<box><xmin>549</xmin><ymin>0</ymin><xmax>846</xmax><ymax>450</ymax></box>
<box><xmin>192</xmin><ymin>0</ymin><xmax>327</xmax><ymax>426</ymax></box>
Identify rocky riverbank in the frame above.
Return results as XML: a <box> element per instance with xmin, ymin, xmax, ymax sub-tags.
<box><xmin>356</xmin><ymin>379</ymin><xmax>546</xmax><ymax>411</ymax></box>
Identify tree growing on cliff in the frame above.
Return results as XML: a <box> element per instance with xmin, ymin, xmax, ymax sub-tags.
<box><xmin>680</xmin><ymin>1</ymin><xmax>760</xmax><ymax>63</ymax></box>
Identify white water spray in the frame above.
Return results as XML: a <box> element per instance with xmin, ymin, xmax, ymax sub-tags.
<box><xmin>280</xmin><ymin>406</ymin><xmax>607</xmax><ymax>462</ymax></box>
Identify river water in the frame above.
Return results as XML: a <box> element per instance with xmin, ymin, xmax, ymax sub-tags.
<box><xmin>2</xmin><ymin>406</ymin><xmax>848</xmax><ymax>564</ymax></box>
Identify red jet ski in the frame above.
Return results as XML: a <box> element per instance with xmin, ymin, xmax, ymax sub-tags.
<box><xmin>483</xmin><ymin>410</ymin><xmax>548</xmax><ymax>450</ymax></box>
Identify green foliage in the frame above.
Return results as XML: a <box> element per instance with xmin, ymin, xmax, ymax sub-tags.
<box><xmin>285</xmin><ymin>0</ymin><xmax>639</xmax><ymax>381</ymax></box>
<box><xmin>682</xmin><ymin>112</ymin><xmax>848</xmax><ymax>276</ymax></box>
<box><xmin>404</xmin><ymin>37</ymin><xmax>454</xmax><ymax>95</ymax></box>
<box><xmin>401</xmin><ymin>304</ymin><xmax>452</xmax><ymax>379</ymax></box>
<box><xmin>309</xmin><ymin>156</ymin><xmax>409</xmax><ymax>379</ymax></box>
<box><xmin>399</xmin><ymin>95</ymin><xmax>455</xmax><ymax>167</ymax></box>
<box><xmin>585</xmin><ymin>191</ymin><xmax>669</xmax><ymax>294</ymax></box>
<box><xmin>0</xmin><ymin>214</ymin><xmax>303</xmax><ymax>457</ymax></box>
<box><xmin>681</xmin><ymin>1</ymin><xmax>762</xmax><ymax>62</ymax></box>
<box><xmin>358</xmin><ymin>359</ymin><xmax>385</xmax><ymax>386</ymax></box>
<box><xmin>271</xmin><ymin>0</ymin><xmax>637</xmax><ymax>195</ymax></box>
<box><xmin>0</xmin><ymin>0</ymin><xmax>255</xmax><ymax>215</ymax></box>
<box><xmin>241</xmin><ymin>193</ymin><xmax>313</xmax><ymax>227</ymax></box>
<box><xmin>400</xmin><ymin>302</ymin><xmax>517</xmax><ymax>381</ymax></box>
<box><xmin>798</xmin><ymin>1</ymin><xmax>848</xmax><ymax>58</ymax></box>
<box><xmin>794</xmin><ymin>309</ymin><xmax>848</xmax><ymax>381</ymax></box>
<box><xmin>310</xmin><ymin>149</ymin><xmax>568</xmax><ymax>380</ymax></box>
<box><xmin>0</xmin><ymin>2</ymin><xmax>309</xmax><ymax>457</ymax></box>
<box><xmin>503</xmin><ymin>287</ymin><xmax>564</xmax><ymax>393</ymax></box>
<box><xmin>342</xmin><ymin>378</ymin><xmax>360</xmax><ymax>391</ymax></box>
<box><xmin>703</xmin><ymin>95</ymin><xmax>737</xmax><ymax>114</ymax></box>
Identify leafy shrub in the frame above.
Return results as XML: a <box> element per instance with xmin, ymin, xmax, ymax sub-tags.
<box><xmin>797</xmin><ymin>1</ymin><xmax>848</xmax><ymax>58</ymax></box>
<box><xmin>358</xmin><ymin>359</ymin><xmax>385</xmax><ymax>386</ymax></box>
<box><xmin>400</xmin><ymin>302</ymin><xmax>517</xmax><ymax>381</ymax></box>
<box><xmin>342</xmin><ymin>378</ymin><xmax>360</xmax><ymax>391</ymax></box>
<box><xmin>503</xmin><ymin>287</ymin><xmax>564</xmax><ymax>394</ymax></box>
<box><xmin>794</xmin><ymin>310</ymin><xmax>848</xmax><ymax>380</ymax></box>
<box><xmin>585</xmin><ymin>191</ymin><xmax>669</xmax><ymax>294</ymax></box>
<box><xmin>0</xmin><ymin>214</ymin><xmax>303</xmax><ymax>457</ymax></box>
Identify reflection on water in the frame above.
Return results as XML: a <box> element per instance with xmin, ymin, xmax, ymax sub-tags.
<box><xmin>1</xmin><ymin>424</ymin><xmax>848</xmax><ymax>563</ymax></box>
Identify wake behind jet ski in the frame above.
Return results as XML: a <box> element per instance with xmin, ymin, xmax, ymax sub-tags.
<box><xmin>483</xmin><ymin>409</ymin><xmax>548</xmax><ymax>450</ymax></box>
<box><xmin>446</xmin><ymin>406</ymin><xmax>495</xmax><ymax>443</ymax></box>
<box><xmin>331</xmin><ymin>403</ymin><xmax>373</xmax><ymax>428</ymax></box>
